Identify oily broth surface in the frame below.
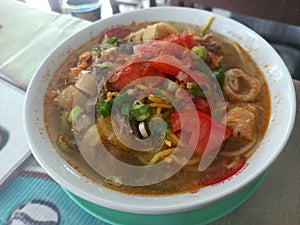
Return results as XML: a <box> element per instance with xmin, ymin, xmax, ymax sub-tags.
<box><xmin>44</xmin><ymin>39</ymin><xmax>105</xmax><ymax>184</ymax></box>
<box><xmin>44</xmin><ymin>21</ymin><xmax>271</xmax><ymax>195</ymax></box>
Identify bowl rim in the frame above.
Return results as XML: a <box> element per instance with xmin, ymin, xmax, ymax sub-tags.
<box><xmin>24</xmin><ymin>6</ymin><xmax>296</xmax><ymax>214</ymax></box>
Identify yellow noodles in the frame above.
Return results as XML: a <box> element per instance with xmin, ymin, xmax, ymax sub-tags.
<box><xmin>149</xmin><ymin>103</ymin><xmax>173</xmax><ymax>109</ymax></box>
<box><xmin>148</xmin><ymin>148</ymin><xmax>175</xmax><ymax>165</ymax></box>
<box><xmin>167</xmin><ymin>131</ymin><xmax>179</xmax><ymax>146</ymax></box>
<box><xmin>220</xmin><ymin>133</ymin><xmax>257</xmax><ymax>157</ymax></box>
<box><xmin>201</xmin><ymin>16</ymin><xmax>214</xmax><ymax>32</ymax></box>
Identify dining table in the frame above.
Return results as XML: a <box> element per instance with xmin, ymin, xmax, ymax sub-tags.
<box><xmin>0</xmin><ymin>1</ymin><xmax>299</xmax><ymax>224</ymax></box>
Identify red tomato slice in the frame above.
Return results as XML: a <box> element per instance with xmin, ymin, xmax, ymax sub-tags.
<box><xmin>133</xmin><ymin>43</ymin><xmax>160</xmax><ymax>58</ymax></box>
<box><xmin>108</xmin><ymin>59</ymin><xmax>158</xmax><ymax>91</ymax></box>
<box><xmin>133</xmin><ymin>41</ymin><xmax>186</xmax><ymax>58</ymax></box>
<box><xmin>170</xmin><ymin>110</ymin><xmax>231</xmax><ymax>155</ymax></box>
<box><xmin>163</xmin><ymin>33</ymin><xmax>194</xmax><ymax>49</ymax></box>
<box><xmin>200</xmin><ymin>157</ymin><xmax>247</xmax><ymax>186</ymax></box>
<box><xmin>192</xmin><ymin>97</ymin><xmax>211</xmax><ymax>114</ymax></box>
<box><xmin>150</xmin><ymin>54</ymin><xmax>190</xmax><ymax>76</ymax></box>
<box><xmin>182</xmin><ymin>96</ymin><xmax>211</xmax><ymax>114</ymax></box>
<box><xmin>175</xmin><ymin>70</ymin><xmax>209</xmax><ymax>86</ymax></box>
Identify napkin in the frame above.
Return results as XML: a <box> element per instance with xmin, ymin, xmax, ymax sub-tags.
<box><xmin>0</xmin><ymin>0</ymin><xmax>91</xmax><ymax>90</ymax></box>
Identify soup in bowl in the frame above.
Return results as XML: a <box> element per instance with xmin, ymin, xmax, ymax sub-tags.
<box><xmin>24</xmin><ymin>7</ymin><xmax>295</xmax><ymax>214</ymax></box>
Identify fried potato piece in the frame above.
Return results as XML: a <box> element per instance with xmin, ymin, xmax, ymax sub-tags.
<box><xmin>130</xmin><ymin>22</ymin><xmax>177</xmax><ymax>41</ymax></box>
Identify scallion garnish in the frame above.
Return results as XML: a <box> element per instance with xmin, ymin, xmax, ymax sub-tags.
<box><xmin>68</xmin><ymin>106</ymin><xmax>84</xmax><ymax>122</ymax></box>
<box><xmin>107</xmin><ymin>37</ymin><xmax>118</xmax><ymax>44</ymax></box>
<box><xmin>121</xmin><ymin>103</ymin><xmax>130</xmax><ymax>116</ymax></box>
<box><xmin>188</xmin><ymin>88</ymin><xmax>206</xmax><ymax>98</ymax></box>
<box><xmin>213</xmin><ymin>70</ymin><xmax>225</xmax><ymax>87</ymax></box>
<box><xmin>130</xmin><ymin>103</ymin><xmax>152</xmax><ymax>121</ymax></box>
<box><xmin>96</xmin><ymin>97</ymin><xmax>115</xmax><ymax>118</ymax></box>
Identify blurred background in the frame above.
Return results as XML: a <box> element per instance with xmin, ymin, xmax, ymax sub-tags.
<box><xmin>17</xmin><ymin>0</ymin><xmax>299</xmax><ymax>80</ymax></box>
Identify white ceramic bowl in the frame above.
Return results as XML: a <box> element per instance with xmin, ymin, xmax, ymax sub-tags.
<box><xmin>24</xmin><ymin>7</ymin><xmax>296</xmax><ymax>214</ymax></box>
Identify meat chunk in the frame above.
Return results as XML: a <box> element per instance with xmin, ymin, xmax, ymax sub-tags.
<box><xmin>194</xmin><ymin>33</ymin><xmax>221</xmax><ymax>52</ymax></box>
<box><xmin>226</xmin><ymin>106</ymin><xmax>256</xmax><ymax>142</ymax></box>
<box><xmin>74</xmin><ymin>73</ymin><xmax>98</xmax><ymax>96</ymax></box>
<box><xmin>77</xmin><ymin>51</ymin><xmax>92</xmax><ymax>70</ymax></box>
<box><xmin>53</xmin><ymin>85</ymin><xmax>76</xmax><ymax>110</ymax></box>
<box><xmin>223</xmin><ymin>68</ymin><xmax>261</xmax><ymax>102</ymax></box>
<box><xmin>130</xmin><ymin>22</ymin><xmax>177</xmax><ymax>41</ymax></box>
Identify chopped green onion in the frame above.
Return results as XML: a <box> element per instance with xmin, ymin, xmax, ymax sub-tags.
<box><xmin>56</xmin><ymin>135</ymin><xmax>70</xmax><ymax>152</ymax></box>
<box><xmin>191</xmin><ymin>45</ymin><xmax>207</xmax><ymax>61</ymax></box>
<box><xmin>189</xmin><ymin>88</ymin><xmax>206</xmax><ymax>98</ymax></box>
<box><xmin>114</xmin><ymin>93</ymin><xmax>131</xmax><ymax>106</ymax></box>
<box><xmin>213</xmin><ymin>70</ymin><xmax>225</xmax><ymax>87</ymax></box>
<box><xmin>107</xmin><ymin>37</ymin><xmax>118</xmax><ymax>44</ymax></box>
<box><xmin>217</xmin><ymin>61</ymin><xmax>225</xmax><ymax>68</ymax></box>
<box><xmin>132</xmin><ymin>102</ymin><xmax>142</xmax><ymax>110</ymax></box>
<box><xmin>130</xmin><ymin>104</ymin><xmax>152</xmax><ymax>121</ymax></box>
<box><xmin>68</xmin><ymin>106</ymin><xmax>84</xmax><ymax>122</ymax></box>
<box><xmin>187</xmin><ymin>81</ymin><xmax>211</xmax><ymax>98</ymax></box>
<box><xmin>186</xmin><ymin>82</ymin><xmax>199</xmax><ymax>89</ymax></box>
<box><xmin>100</xmin><ymin>99</ymin><xmax>114</xmax><ymax>118</ymax></box>
<box><xmin>96</xmin><ymin>97</ymin><xmax>115</xmax><ymax>118</ymax></box>
<box><xmin>96</xmin><ymin>96</ymin><xmax>105</xmax><ymax>110</ymax></box>
<box><xmin>165</xmin><ymin>121</ymin><xmax>171</xmax><ymax>128</ymax></box>
<box><xmin>121</xmin><ymin>103</ymin><xmax>130</xmax><ymax>116</ymax></box>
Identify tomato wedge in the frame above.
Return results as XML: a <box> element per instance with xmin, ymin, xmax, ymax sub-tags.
<box><xmin>200</xmin><ymin>157</ymin><xmax>247</xmax><ymax>186</ymax></box>
<box><xmin>133</xmin><ymin>43</ymin><xmax>160</xmax><ymax>58</ymax></box>
<box><xmin>150</xmin><ymin>54</ymin><xmax>190</xmax><ymax>76</ymax></box>
<box><xmin>182</xmin><ymin>97</ymin><xmax>210</xmax><ymax>114</ymax></box>
<box><xmin>133</xmin><ymin>41</ymin><xmax>184</xmax><ymax>58</ymax></box>
<box><xmin>163</xmin><ymin>33</ymin><xmax>194</xmax><ymax>49</ymax></box>
<box><xmin>170</xmin><ymin>110</ymin><xmax>231</xmax><ymax>155</ymax></box>
<box><xmin>108</xmin><ymin>58</ymin><xmax>158</xmax><ymax>91</ymax></box>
